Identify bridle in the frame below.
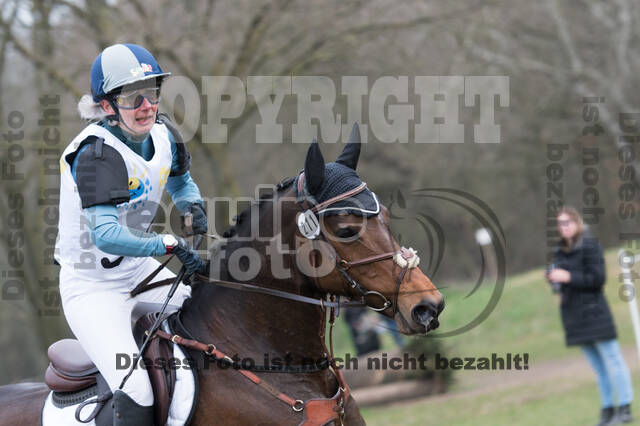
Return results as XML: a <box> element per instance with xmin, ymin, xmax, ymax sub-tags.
<box><xmin>296</xmin><ymin>172</ymin><xmax>420</xmax><ymax>316</ymax></box>
<box><xmin>132</xmin><ymin>174</ymin><xmax>422</xmax><ymax>423</ymax></box>
<box><xmin>131</xmin><ymin>174</ymin><xmax>420</xmax><ymax>314</ymax></box>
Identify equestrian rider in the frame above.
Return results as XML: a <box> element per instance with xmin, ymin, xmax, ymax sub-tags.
<box><xmin>55</xmin><ymin>43</ymin><xmax>206</xmax><ymax>424</ymax></box>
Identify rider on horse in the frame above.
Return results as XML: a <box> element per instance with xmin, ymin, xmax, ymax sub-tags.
<box><xmin>55</xmin><ymin>43</ymin><xmax>206</xmax><ymax>425</ymax></box>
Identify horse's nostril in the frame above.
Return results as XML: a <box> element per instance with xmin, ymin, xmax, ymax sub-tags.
<box><xmin>430</xmin><ymin>319</ymin><xmax>440</xmax><ymax>331</ymax></box>
<box><xmin>412</xmin><ymin>303</ymin><xmax>437</xmax><ymax>329</ymax></box>
<box><xmin>412</xmin><ymin>305</ymin><xmax>430</xmax><ymax>325</ymax></box>
<box><xmin>412</xmin><ymin>300</ymin><xmax>442</xmax><ymax>331</ymax></box>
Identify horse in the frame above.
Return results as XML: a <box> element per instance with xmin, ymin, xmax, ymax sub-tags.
<box><xmin>0</xmin><ymin>124</ymin><xmax>444</xmax><ymax>425</ymax></box>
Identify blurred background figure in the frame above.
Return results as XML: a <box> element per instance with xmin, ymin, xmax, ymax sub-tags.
<box><xmin>547</xmin><ymin>206</ymin><xmax>633</xmax><ymax>426</ymax></box>
<box><xmin>380</xmin><ymin>316</ymin><xmax>405</xmax><ymax>347</ymax></box>
<box><xmin>344</xmin><ymin>308</ymin><xmax>404</xmax><ymax>356</ymax></box>
<box><xmin>344</xmin><ymin>308</ymin><xmax>381</xmax><ymax>356</ymax></box>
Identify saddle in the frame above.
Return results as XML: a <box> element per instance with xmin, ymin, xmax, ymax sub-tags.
<box><xmin>44</xmin><ymin>304</ymin><xmax>182</xmax><ymax>426</ymax></box>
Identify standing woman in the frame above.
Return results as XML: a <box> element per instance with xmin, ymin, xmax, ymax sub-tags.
<box><xmin>55</xmin><ymin>44</ymin><xmax>207</xmax><ymax>425</ymax></box>
<box><xmin>548</xmin><ymin>206</ymin><xmax>633</xmax><ymax>425</ymax></box>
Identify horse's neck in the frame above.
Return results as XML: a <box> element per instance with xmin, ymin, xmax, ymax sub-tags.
<box><xmin>182</xmin><ymin>187</ymin><xmax>330</xmax><ymax>362</ymax></box>
<box><xmin>183</xmin><ymin>247</ymin><xmax>327</xmax><ymax>363</ymax></box>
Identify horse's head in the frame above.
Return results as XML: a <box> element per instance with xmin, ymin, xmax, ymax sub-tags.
<box><xmin>294</xmin><ymin>124</ymin><xmax>444</xmax><ymax>335</ymax></box>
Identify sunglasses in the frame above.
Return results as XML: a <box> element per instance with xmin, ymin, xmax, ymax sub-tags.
<box><xmin>557</xmin><ymin>219</ymin><xmax>575</xmax><ymax>227</ymax></box>
<box><xmin>113</xmin><ymin>87</ymin><xmax>161</xmax><ymax>109</ymax></box>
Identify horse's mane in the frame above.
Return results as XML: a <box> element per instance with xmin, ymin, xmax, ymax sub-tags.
<box><xmin>221</xmin><ymin>176</ymin><xmax>295</xmax><ymax>238</ymax></box>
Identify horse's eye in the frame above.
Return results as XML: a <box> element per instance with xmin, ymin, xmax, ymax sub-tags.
<box><xmin>335</xmin><ymin>227</ymin><xmax>359</xmax><ymax>240</ymax></box>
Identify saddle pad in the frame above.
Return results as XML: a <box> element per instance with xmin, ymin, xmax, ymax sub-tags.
<box><xmin>42</xmin><ymin>320</ymin><xmax>197</xmax><ymax>426</ymax></box>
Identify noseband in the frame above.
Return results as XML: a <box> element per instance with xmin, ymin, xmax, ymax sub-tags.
<box><xmin>131</xmin><ymin>173</ymin><xmax>423</xmax><ymax>423</ymax></box>
<box><xmin>296</xmin><ymin>172</ymin><xmax>420</xmax><ymax>315</ymax></box>
<box><xmin>132</xmin><ymin>174</ymin><xmax>421</xmax><ymax>314</ymax></box>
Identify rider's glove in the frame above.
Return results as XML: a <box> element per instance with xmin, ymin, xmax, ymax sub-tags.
<box><xmin>181</xmin><ymin>202</ymin><xmax>208</xmax><ymax>236</ymax></box>
<box><xmin>162</xmin><ymin>234</ymin><xmax>205</xmax><ymax>283</ymax></box>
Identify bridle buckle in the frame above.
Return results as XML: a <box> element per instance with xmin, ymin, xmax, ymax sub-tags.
<box><xmin>292</xmin><ymin>399</ymin><xmax>305</xmax><ymax>412</ymax></box>
<box><xmin>205</xmin><ymin>344</ymin><xmax>216</xmax><ymax>355</ymax></box>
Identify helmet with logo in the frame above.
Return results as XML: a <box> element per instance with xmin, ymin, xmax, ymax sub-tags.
<box><xmin>90</xmin><ymin>43</ymin><xmax>170</xmax><ymax>102</ymax></box>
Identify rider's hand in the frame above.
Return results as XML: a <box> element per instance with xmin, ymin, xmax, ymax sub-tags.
<box><xmin>162</xmin><ymin>234</ymin><xmax>205</xmax><ymax>283</ymax></box>
<box><xmin>182</xmin><ymin>202</ymin><xmax>208</xmax><ymax>236</ymax></box>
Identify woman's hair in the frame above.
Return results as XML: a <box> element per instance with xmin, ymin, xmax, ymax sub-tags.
<box><xmin>557</xmin><ymin>206</ymin><xmax>584</xmax><ymax>250</ymax></box>
<box><xmin>77</xmin><ymin>94</ymin><xmax>118</xmax><ymax>125</ymax></box>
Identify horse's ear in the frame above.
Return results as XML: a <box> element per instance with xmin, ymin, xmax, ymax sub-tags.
<box><xmin>336</xmin><ymin>122</ymin><xmax>361</xmax><ymax>170</ymax></box>
<box><xmin>304</xmin><ymin>139</ymin><xmax>325</xmax><ymax>194</ymax></box>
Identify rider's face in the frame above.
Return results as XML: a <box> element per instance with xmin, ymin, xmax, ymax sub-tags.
<box><xmin>101</xmin><ymin>91</ymin><xmax>158</xmax><ymax>137</ymax></box>
<box><xmin>117</xmin><ymin>96</ymin><xmax>158</xmax><ymax>136</ymax></box>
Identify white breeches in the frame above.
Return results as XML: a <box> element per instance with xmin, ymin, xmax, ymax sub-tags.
<box><xmin>60</xmin><ymin>258</ymin><xmax>192</xmax><ymax>406</ymax></box>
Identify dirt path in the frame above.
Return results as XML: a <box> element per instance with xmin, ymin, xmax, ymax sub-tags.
<box><xmin>377</xmin><ymin>346</ymin><xmax>639</xmax><ymax>407</ymax></box>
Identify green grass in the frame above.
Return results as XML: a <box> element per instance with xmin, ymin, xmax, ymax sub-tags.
<box><xmin>433</xmin><ymin>249</ymin><xmax>640</xmax><ymax>364</ymax></box>
<box><xmin>331</xmin><ymin>248</ymin><xmax>638</xmax><ymax>363</ymax></box>
<box><xmin>361</xmin><ymin>372</ymin><xmax>640</xmax><ymax>426</ymax></box>
<box><xmin>328</xmin><ymin>247</ymin><xmax>640</xmax><ymax>424</ymax></box>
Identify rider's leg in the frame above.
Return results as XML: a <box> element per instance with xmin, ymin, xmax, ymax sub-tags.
<box><xmin>59</xmin><ymin>259</ymin><xmax>191</xmax><ymax>424</ymax></box>
<box><xmin>61</xmin><ymin>285</ymin><xmax>155</xmax><ymax>405</ymax></box>
<box><xmin>60</xmin><ymin>269</ymin><xmax>156</xmax><ymax>419</ymax></box>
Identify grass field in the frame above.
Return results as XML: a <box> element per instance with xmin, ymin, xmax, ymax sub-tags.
<box><xmin>329</xmin><ymin>248</ymin><xmax>640</xmax><ymax>425</ymax></box>
<box><xmin>360</xmin><ymin>374</ymin><xmax>640</xmax><ymax>426</ymax></box>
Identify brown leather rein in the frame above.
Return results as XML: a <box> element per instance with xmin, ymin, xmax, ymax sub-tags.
<box><xmin>153</xmin><ymin>301</ymin><xmax>348</xmax><ymax>425</ymax></box>
<box><xmin>132</xmin><ymin>173</ymin><xmax>416</xmax><ymax>313</ymax></box>
<box><xmin>132</xmin><ymin>174</ymin><xmax>418</xmax><ymax>425</ymax></box>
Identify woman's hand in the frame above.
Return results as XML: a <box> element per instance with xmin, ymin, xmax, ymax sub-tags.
<box><xmin>548</xmin><ymin>268</ymin><xmax>571</xmax><ymax>283</ymax></box>
<box><xmin>163</xmin><ymin>235</ymin><xmax>205</xmax><ymax>283</ymax></box>
<box><xmin>182</xmin><ymin>202</ymin><xmax>208</xmax><ymax>236</ymax></box>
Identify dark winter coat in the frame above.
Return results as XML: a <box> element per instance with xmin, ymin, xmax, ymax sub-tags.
<box><xmin>553</xmin><ymin>235</ymin><xmax>617</xmax><ymax>346</ymax></box>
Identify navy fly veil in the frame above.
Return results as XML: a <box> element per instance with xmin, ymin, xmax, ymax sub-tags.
<box><xmin>294</xmin><ymin>162</ymin><xmax>380</xmax><ymax>217</ymax></box>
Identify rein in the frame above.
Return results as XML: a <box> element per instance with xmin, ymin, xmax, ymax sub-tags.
<box><xmin>152</xmin><ymin>297</ymin><xmax>348</xmax><ymax>421</ymax></box>
<box><xmin>131</xmin><ymin>174</ymin><xmax>421</xmax><ymax>424</ymax></box>
<box><xmin>198</xmin><ymin>276</ymin><xmax>363</xmax><ymax>309</ymax></box>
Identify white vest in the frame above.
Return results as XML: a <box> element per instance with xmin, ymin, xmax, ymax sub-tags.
<box><xmin>55</xmin><ymin>123</ymin><xmax>173</xmax><ymax>282</ymax></box>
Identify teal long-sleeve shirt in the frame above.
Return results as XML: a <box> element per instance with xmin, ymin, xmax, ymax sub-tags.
<box><xmin>72</xmin><ymin>121</ymin><xmax>203</xmax><ymax>257</ymax></box>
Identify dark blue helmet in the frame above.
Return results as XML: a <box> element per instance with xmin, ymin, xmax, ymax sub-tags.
<box><xmin>90</xmin><ymin>44</ymin><xmax>170</xmax><ymax>102</ymax></box>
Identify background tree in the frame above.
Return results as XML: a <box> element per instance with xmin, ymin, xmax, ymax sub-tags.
<box><xmin>0</xmin><ymin>0</ymin><xmax>638</xmax><ymax>384</ymax></box>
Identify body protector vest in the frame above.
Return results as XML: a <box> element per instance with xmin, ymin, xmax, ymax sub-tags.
<box><xmin>55</xmin><ymin>123</ymin><xmax>173</xmax><ymax>282</ymax></box>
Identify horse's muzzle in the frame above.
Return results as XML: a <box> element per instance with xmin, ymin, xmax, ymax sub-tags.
<box><xmin>411</xmin><ymin>298</ymin><xmax>445</xmax><ymax>332</ymax></box>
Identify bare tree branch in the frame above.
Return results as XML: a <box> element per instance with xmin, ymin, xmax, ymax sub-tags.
<box><xmin>225</xmin><ymin>2</ymin><xmax>273</xmax><ymax>79</ymax></box>
<box><xmin>614</xmin><ymin>0</ymin><xmax>632</xmax><ymax>79</ymax></box>
<box><xmin>0</xmin><ymin>14</ymin><xmax>82</xmax><ymax>97</ymax></box>
<box><xmin>53</xmin><ymin>0</ymin><xmax>89</xmax><ymax>19</ymax></box>
<box><xmin>545</xmin><ymin>0</ymin><xmax>583</xmax><ymax>74</ymax></box>
<box><xmin>280</xmin><ymin>2</ymin><xmax>487</xmax><ymax>75</ymax></box>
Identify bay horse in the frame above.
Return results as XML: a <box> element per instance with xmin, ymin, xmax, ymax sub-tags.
<box><xmin>0</xmin><ymin>125</ymin><xmax>444</xmax><ymax>425</ymax></box>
